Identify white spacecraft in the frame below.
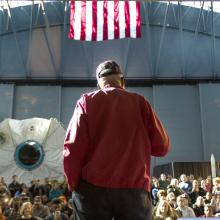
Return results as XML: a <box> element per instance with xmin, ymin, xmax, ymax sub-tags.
<box><xmin>0</xmin><ymin>118</ymin><xmax>65</xmax><ymax>185</ymax></box>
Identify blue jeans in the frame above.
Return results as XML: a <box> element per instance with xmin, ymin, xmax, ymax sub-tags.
<box><xmin>72</xmin><ymin>180</ymin><xmax>152</xmax><ymax>220</ymax></box>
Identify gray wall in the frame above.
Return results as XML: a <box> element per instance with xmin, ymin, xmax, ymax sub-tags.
<box><xmin>1</xmin><ymin>2</ymin><xmax>220</xmax><ymax>169</ymax></box>
<box><xmin>0</xmin><ymin>2</ymin><xmax>220</xmax><ymax>79</ymax></box>
<box><xmin>1</xmin><ymin>83</ymin><xmax>220</xmax><ymax>168</ymax></box>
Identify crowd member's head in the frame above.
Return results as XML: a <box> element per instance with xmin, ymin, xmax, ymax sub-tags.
<box><xmin>12</xmin><ymin>175</ymin><xmax>19</xmax><ymax>183</ymax></box>
<box><xmin>170</xmin><ymin>178</ymin><xmax>178</xmax><ymax>186</ymax></box>
<box><xmin>180</xmin><ymin>174</ymin><xmax>187</xmax><ymax>183</ymax></box>
<box><xmin>160</xmin><ymin>173</ymin><xmax>166</xmax><ymax>181</ymax></box>
<box><xmin>154</xmin><ymin>200</ymin><xmax>178</xmax><ymax>220</ymax></box>
<box><xmin>176</xmin><ymin>195</ymin><xmax>185</xmax><ymax>208</ymax></box>
<box><xmin>157</xmin><ymin>190</ymin><xmax>167</xmax><ymax>201</ymax></box>
<box><xmin>20</xmin><ymin>202</ymin><xmax>33</xmax><ymax>219</ymax></box>
<box><xmin>50</xmin><ymin>198</ymin><xmax>62</xmax><ymax>213</ymax></box>
<box><xmin>195</xmin><ymin>196</ymin><xmax>204</xmax><ymax>207</ymax></box>
<box><xmin>152</xmin><ymin>179</ymin><xmax>160</xmax><ymax>188</ymax></box>
<box><xmin>192</xmin><ymin>180</ymin><xmax>199</xmax><ymax>188</ymax></box>
<box><xmin>166</xmin><ymin>175</ymin><xmax>173</xmax><ymax>183</ymax></box>
<box><xmin>41</xmin><ymin>195</ymin><xmax>49</xmax><ymax>205</ymax></box>
<box><xmin>181</xmin><ymin>193</ymin><xmax>190</xmax><ymax>207</ymax></box>
<box><xmin>20</xmin><ymin>196</ymin><xmax>30</xmax><ymax>204</ymax></box>
<box><xmin>166</xmin><ymin>192</ymin><xmax>177</xmax><ymax>208</ymax></box>
<box><xmin>203</xmin><ymin>204</ymin><xmax>214</xmax><ymax>217</ymax></box>
<box><xmin>212</xmin><ymin>177</ymin><xmax>220</xmax><ymax>195</ymax></box>
<box><xmin>96</xmin><ymin>60</ymin><xmax>125</xmax><ymax>89</ymax></box>
<box><xmin>11</xmin><ymin>197</ymin><xmax>22</xmax><ymax>210</ymax></box>
<box><xmin>204</xmin><ymin>191</ymin><xmax>212</xmax><ymax>203</ymax></box>
<box><xmin>33</xmin><ymin>196</ymin><xmax>43</xmax><ymax>208</ymax></box>
<box><xmin>189</xmin><ymin>174</ymin><xmax>195</xmax><ymax>182</ymax></box>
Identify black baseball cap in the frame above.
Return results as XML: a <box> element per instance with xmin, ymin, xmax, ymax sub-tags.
<box><xmin>96</xmin><ymin>60</ymin><xmax>123</xmax><ymax>80</ymax></box>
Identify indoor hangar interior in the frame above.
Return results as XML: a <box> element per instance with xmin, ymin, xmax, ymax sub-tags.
<box><xmin>0</xmin><ymin>0</ymin><xmax>220</xmax><ymax>176</ymax></box>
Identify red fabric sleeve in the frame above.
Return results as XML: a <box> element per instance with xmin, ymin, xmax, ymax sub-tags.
<box><xmin>63</xmin><ymin>96</ymin><xmax>90</xmax><ymax>191</ymax></box>
<box><xmin>143</xmin><ymin>99</ymin><xmax>170</xmax><ymax>157</ymax></box>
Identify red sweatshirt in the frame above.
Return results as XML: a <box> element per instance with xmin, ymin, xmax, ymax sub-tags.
<box><xmin>63</xmin><ymin>87</ymin><xmax>170</xmax><ymax>192</ymax></box>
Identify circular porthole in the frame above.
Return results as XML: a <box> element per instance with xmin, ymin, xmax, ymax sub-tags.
<box><xmin>14</xmin><ymin>140</ymin><xmax>45</xmax><ymax>171</ymax></box>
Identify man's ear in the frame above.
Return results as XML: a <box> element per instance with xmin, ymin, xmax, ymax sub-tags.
<box><xmin>121</xmin><ymin>77</ymin><xmax>125</xmax><ymax>88</ymax></box>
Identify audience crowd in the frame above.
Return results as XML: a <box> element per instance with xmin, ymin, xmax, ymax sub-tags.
<box><xmin>151</xmin><ymin>173</ymin><xmax>220</xmax><ymax>219</ymax></box>
<box><xmin>0</xmin><ymin>173</ymin><xmax>220</xmax><ymax>219</ymax></box>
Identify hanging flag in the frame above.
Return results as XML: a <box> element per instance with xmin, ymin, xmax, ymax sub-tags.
<box><xmin>69</xmin><ymin>1</ymin><xmax>141</xmax><ymax>41</ymax></box>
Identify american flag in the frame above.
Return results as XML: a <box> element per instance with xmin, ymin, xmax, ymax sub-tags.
<box><xmin>69</xmin><ymin>1</ymin><xmax>141</xmax><ymax>41</ymax></box>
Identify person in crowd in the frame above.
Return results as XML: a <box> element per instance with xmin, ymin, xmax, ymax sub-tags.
<box><xmin>49</xmin><ymin>181</ymin><xmax>63</xmax><ymax>201</ymax></box>
<box><xmin>32</xmin><ymin>196</ymin><xmax>50</xmax><ymax>219</ymax></box>
<box><xmin>34</xmin><ymin>180</ymin><xmax>47</xmax><ymax>198</ymax></box>
<box><xmin>0</xmin><ymin>177</ymin><xmax>7</xmax><ymax>187</ymax></box>
<box><xmin>158</xmin><ymin>173</ymin><xmax>169</xmax><ymax>190</ymax></box>
<box><xmin>0</xmin><ymin>182</ymin><xmax>10</xmax><ymax>196</ymax></box>
<box><xmin>41</xmin><ymin>195</ymin><xmax>49</xmax><ymax>206</ymax></box>
<box><xmin>202</xmin><ymin>204</ymin><xmax>215</xmax><ymax>218</ymax></box>
<box><xmin>204</xmin><ymin>177</ymin><xmax>212</xmax><ymax>193</ymax></box>
<box><xmin>152</xmin><ymin>199</ymin><xmax>179</xmax><ymax>220</ymax></box>
<box><xmin>0</xmin><ymin>194</ymin><xmax>10</xmax><ymax>214</ymax></box>
<box><xmin>17</xmin><ymin>201</ymin><xmax>41</xmax><ymax>220</ymax></box>
<box><xmin>151</xmin><ymin>179</ymin><xmax>161</xmax><ymax>206</ymax></box>
<box><xmin>4</xmin><ymin>196</ymin><xmax>22</xmax><ymax>220</ymax></box>
<box><xmin>189</xmin><ymin>174</ymin><xmax>195</xmax><ymax>183</ymax></box>
<box><xmin>175</xmin><ymin>195</ymin><xmax>196</xmax><ymax>218</ymax></box>
<box><xmin>192</xmin><ymin>196</ymin><xmax>204</xmax><ymax>217</ymax></box>
<box><xmin>44</xmin><ymin>198</ymin><xmax>68</xmax><ymax>220</ymax></box>
<box><xmin>212</xmin><ymin>194</ymin><xmax>220</xmax><ymax>214</ymax></box>
<box><xmin>189</xmin><ymin>179</ymin><xmax>206</xmax><ymax>204</ymax></box>
<box><xmin>8</xmin><ymin>175</ymin><xmax>22</xmax><ymax>197</ymax></box>
<box><xmin>166</xmin><ymin>192</ymin><xmax>177</xmax><ymax>209</ymax></box>
<box><xmin>43</xmin><ymin>178</ymin><xmax>52</xmax><ymax>198</ymax></box>
<box><xmin>212</xmin><ymin>177</ymin><xmax>220</xmax><ymax>196</ymax></box>
<box><xmin>167</xmin><ymin>178</ymin><xmax>183</xmax><ymax>197</ymax></box>
<box><xmin>63</xmin><ymin>60</ymin><xmax>170</xmax><ymax>219</ymax></box>
<box><xmin>0</xmin><ymin>206</ymin><xmax>6</xmax><ymax>220</ymax></box>
<box><xmin>60</xmin><ymin>178</ymin><xmax>71</xmax><ymax>201</ymax></box>
<box><xmin>178</xmin><ymin>174</ymin><xmax>192</xmax><ymax>194</ymax></box>
<box><xmin>204</xmin><ymin>191</ymin><xmax>212</xmax><ymax>204</ymax></box>
<box><xmin>15</xmin><ymin>184</ymin><xmax>33</xmax><ymax>201</ymax></box>
<box><xmin>157</xmin><ymin>190</ymin><xmax>167</xmax><ymax>202</ymax></box>
<box><xmin>181</xmin><ymin>193</ymin><xmax>193</xmax><ymax>208</ymax></box>
<box><xmin>166</xmin><ymin>175</ymin><xmax>173</xmax><ymax>184</ymax></box>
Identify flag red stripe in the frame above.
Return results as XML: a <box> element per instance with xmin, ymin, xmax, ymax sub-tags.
<box><xmin>103</xmin><ymin>1</ymin><xmax>108</xmax><ymax>41</ymax></box>
<box><xmin>136</xmin><ymin>2</ymin><xmax>141</xmax><ymax>38</ymax></box>
<box><xmin>68</xmin><ymin>0</ymin><xmax>75</xmax><ymax>39</ymax></box>
<box><xmin>114</xmin><ymin>0</ymin><xmax>119</xmax><ymax>39</ymax></box>
<box><xmin>124</xmin><ymin>1</ymin><xmax>130</xmax><ymax>38</ymax></box>
<box><xmin>92</xmin><ymin>1</ymin><xmax>97</xmax><ymax>41</ymax></box>
<box><xmin>80</xmin><ymin>1</ymin><xmax>86</xmax><ymax>40</ymax></box>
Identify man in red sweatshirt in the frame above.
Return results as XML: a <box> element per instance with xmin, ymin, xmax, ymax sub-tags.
<box><xmin>63</xmin><ymin>60</ymin><xmax>170</xmax><ymax>220</ymax></box>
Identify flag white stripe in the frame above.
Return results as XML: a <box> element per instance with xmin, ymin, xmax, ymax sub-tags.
<box><xmin>107</xmin><ymin>1</ymin><xmax>114</xmax><ymax>40</ymax></box>
<box><xmin>85</xmin><ymin>1</ymin><xmax>92</xmax><ymax>41</ymax></box>
<box><xmin>74</xmin><ymin>1</ymin><xmax>82</xmax><ymax>40</ymax></box>
<box><xmin>97</xmin><ymin>1</ymin><xmax>104</xmax><ymax>41</ymax></box>
<box><xmin>119</xmin><ymin>1</ymin><xmax>125</xmax><ymax>39</ymax></box>
<box><xmin>129</xmin><ymin>1</ymin><xmax>137</xmax><ymax>38</ymax></box>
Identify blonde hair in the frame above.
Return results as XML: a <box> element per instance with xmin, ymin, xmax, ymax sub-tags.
<box><xmin>19</xmin><ymin>202</ymin><xmax>32</xmax><ymax>216</ymax></box>
<box><xmin>213</xmin><ymin>177</ymin><xmax>220</xmax><ymax>185</ymax></box>
<box><xmin>157</xmin><ymin>189</ymin><xmax>167</xmax><ymax>199</ymax></box>
<box><xmin>154</xmin><ymin>200</ymin><xmax>179</xmax><ymax>220</ymax></box>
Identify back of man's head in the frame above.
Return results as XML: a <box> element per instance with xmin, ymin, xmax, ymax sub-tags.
<box><xmin>96</xmin><ymin>60</ymin><xmax>124</xmax><ymax>89</ymax></box>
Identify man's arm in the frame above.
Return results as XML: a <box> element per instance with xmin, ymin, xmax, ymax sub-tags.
<box><xmin>144</xmin><ymin>99</ymin><xmax>170</xmax><ymax>157</ymax></box>
<box><xmin>63</xmin><ymin>96</ymin><xmax>90</xmax><ymax>191</ymax></box>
